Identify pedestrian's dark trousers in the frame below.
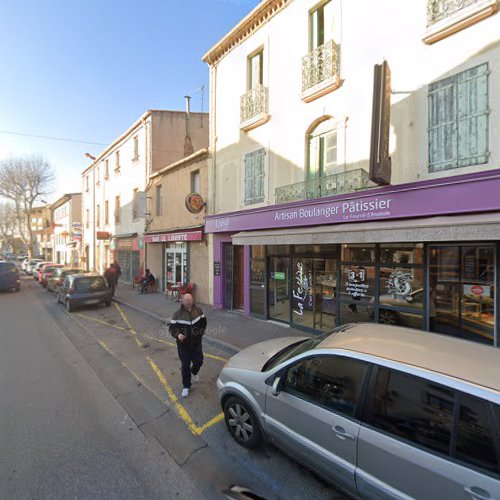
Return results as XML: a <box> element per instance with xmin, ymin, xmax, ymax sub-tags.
<box><xmin>177</xmin><ymin>343</ymin><xmax>204</xmax><ymax>389</ymax></box>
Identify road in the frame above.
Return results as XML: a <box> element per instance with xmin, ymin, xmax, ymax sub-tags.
<box><xmin>0</xmin><ymin>278</ymin><xmax>345</xmax><ymax>500</ymax></box>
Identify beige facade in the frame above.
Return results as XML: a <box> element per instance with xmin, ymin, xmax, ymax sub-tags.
<box><xmin>204</xmin><ymin>0</ymin><xmax>500</xmax><ymax>217</ymax></box>
<box><xmin>81</xmin><ymin>110</ymin><xmax>209</xmax><ymax>280</ymax></box>
<box><xmin>145</xmin><ymin>149</ymin><xmax>210</xmax><ymax>304</ymax></box>
<box><xmin>50</xmin><ymin>193</ymin><xmax>82</xmax><ymax>266</ymax></box>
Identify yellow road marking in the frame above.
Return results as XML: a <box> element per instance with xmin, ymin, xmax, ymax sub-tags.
<box><xmin>147</xmin><ymin>357</ymin><xmax>224</xmax><ymax>436</ymax></box>
<box><xmin>77</xmin><ymin>312</ymin><xmax>228</xmax><ymax>362</ymax></box>
<box><xmin>114</xmin><ymin>302</ymin><xmax>147</xmax><ymax>348</ymax></box>
<box><xmin>74</xmin><ymin>308</ymin><xmax>226</xmax><ymax>435</ymax></box>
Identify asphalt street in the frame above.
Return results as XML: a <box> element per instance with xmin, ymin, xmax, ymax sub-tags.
<box><xmin>0</xmin><ymin>278</ymin><xmax>345</xmax><ymax>500</ymax></box>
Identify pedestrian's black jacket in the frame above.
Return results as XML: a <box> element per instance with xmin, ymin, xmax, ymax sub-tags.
<box><xmin>169</xmin><ymin>305</ymin><xmax>207</xmax><ymax>348</ymax></box>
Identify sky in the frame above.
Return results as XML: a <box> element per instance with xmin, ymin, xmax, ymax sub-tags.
<box><xmin>0</xmin><ymin>0</ymin><xmax>259</xmax><ymax>200</ymax></box>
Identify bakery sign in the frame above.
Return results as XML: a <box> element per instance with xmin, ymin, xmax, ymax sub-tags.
<box><xmin>144</xmin><ymin>230</ymin><xmax>203</xmax><ymax>243</ymax></box>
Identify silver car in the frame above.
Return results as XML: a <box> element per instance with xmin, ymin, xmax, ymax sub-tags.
<box><xmin>218</xmin><ymin>323</ymin><xmax>500</xmax><ymax>499</ymax></box>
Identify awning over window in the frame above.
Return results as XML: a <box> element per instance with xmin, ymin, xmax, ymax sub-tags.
<box><xmin>231</xmin><ymin>212</ymin><xmax>500</xmax><ymax>246</ymax></box>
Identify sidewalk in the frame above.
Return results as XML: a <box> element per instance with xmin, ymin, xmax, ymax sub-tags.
<box><xmin>113</xmin><ymin>284</ymin><xmax>310</xmax><ymax>353</ymax></box>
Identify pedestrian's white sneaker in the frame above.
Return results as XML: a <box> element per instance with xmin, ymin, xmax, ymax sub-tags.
<box><xmin>192</xmin><ymin>374</ymin><xmax>200</xmax><ymax>383</ymax></box>
<box><xmin>181</xmin><ymin>388</ymin><xmax>189</xmax><ymax>398</ymax></box>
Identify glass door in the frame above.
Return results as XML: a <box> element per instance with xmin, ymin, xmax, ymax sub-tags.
<box><xmin>268</xmin><ymin>257</ymin><xmax>290</xmax><ymax>322</ymax></box>
<box><xmin>165</xmin><ymin>243</ymin><xmax>187</xmax><ymax>290</ymax></box>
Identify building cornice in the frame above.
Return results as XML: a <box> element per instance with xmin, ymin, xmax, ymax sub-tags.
<box><xmin>202</xmin><ymin>0</ymin><xmax>293</xmax><ymax>66</ymax></box>
<box><xmin>50</xmin><ymin>192</ymin><xmax>81</xmax><ymax>211</ymax></box>
<box><xmin>150</xmin><ymin>148</ymin><xmax>209</xmax><ymax>180</ymax></box>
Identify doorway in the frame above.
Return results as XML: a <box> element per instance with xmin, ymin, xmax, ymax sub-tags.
<box><xmin>224</xmin><ymin>244</ymin><xmax>245</xmax><ymax>311</ymax></box>
<box><xmin>268</xmin><ymin>256</ymin><xmax>290</xmax><ymax>322</ymax></box>
<box><xmin>165</xmin><ymin>243</ymin><xmax>187</xmax><ymax>289</ymax></box>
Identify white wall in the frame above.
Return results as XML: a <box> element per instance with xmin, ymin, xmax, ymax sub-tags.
<box><xmin>210</xmin><ymin>0</ymin><xmax>500</xmax><ymax>214</ymax></box>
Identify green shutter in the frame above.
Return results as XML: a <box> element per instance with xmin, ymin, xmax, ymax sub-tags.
<box><xmin>244</xmin><ymin>149</ymin><xmax>265</xmax><ymax>205</ymax></box>
<box><xmin>429</xmin><ymin>63</ymin><xmax>489</xmax><ymax>172</ymax></box>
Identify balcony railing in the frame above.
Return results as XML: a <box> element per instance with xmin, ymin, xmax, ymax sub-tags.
<box><xmin>275</xmin><ymin>169</ymin><xmax>371</xmax><ymax>205</ymax></box>
<box><xmin>301</xmin><ymin>40</ymin><xmax>340</xmax><ymax>94</ymax></box>
<box><xmin>427</xmin><ymin>0</ymin><xmax>482</xmax><ymax>25</ymax></box>
<box><xmin>240</xmin><ymin>84</ymin><xmax>268</xmax><ymax>125</ymax></box>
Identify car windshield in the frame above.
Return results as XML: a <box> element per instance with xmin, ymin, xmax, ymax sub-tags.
<box><xmin>75</xmin><ymin>277</ymin><xmax>107</xmax><ymax>292</ymax></box>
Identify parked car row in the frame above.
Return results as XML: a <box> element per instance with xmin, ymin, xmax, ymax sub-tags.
<box><xmin>33</xmin><ymin>264</ymin><xmax>113</xmax><ymax>313</ymax></box>
<box><xmin>218</xmin><ymin>323</ymin><xmax>500</xmax><ymax>499</ymax></box>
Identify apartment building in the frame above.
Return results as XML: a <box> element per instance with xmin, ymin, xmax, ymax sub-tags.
<box><xmin>82</xmin><ymin>109</ymin><xmax>209</xmax><ymax>282</ymax></box>
<box><xmin>203</xmin><ymin>0</ymin><xmax>500</xmax><ymax>346</ymax></box>
<box><xmin>30</xmin><ymin>205</ymin><xmax>52</xmax><ymax>259</ymax></box>
<box><xmin>50</xmin><ymin>193</ymin><xmax>82</xmax><ymax>266</ymax></box>
<box><xmin>145</xmin><ymin>148</ymin><xmax>209</xmax><ymax>303</ymax></box>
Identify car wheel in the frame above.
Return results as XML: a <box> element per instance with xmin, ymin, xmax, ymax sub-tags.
<box><xmin>223</xmin><ymin>397</ymin><xmax>262</xmax><ymax>449</ymax></box>
<box><xmin>379</xmin><ymin>309</ymin><xmax>400</xmax><ymax>325</ymax></box>
<box><xmin>66</xmin><ymin>300</ymin><xmax>75</xmax><ymax>313</ymax></box>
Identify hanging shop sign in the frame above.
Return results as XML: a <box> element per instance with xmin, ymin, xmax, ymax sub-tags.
<box><xmin>144</xmin><ymin>230</ymin><xmax>203</xmax><ymax>244</ymax></box>
<box><xmin>97</xmin><ymin>231</ymin><xmax>111</xmax><ymax>240</ymax></box>
<box><xmin>185</xmin><ymin>192</ymin><xmax>205</xmax><ymax>214</ymax></box>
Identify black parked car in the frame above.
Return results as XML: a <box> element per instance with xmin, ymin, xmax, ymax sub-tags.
<box><xmin>57</xmin><ymin>273</ymin><xmax>112</xmax><ymax>312</ymax></box>
<box><xmin>0</xmin><ymin>261</ymin><xmax>21</xmax><ymax>292</ymax></box>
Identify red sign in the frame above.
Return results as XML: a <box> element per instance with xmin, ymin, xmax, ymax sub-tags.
<box><xmin>185</xmin><ymin>192</ymin><xmax>205</xmax><ymax>214</ymax></box>
<box><xmin>144</xmin><ymin>230</ymin><xmax>203</xmax><ymax>244</ymax></box>
<box><xmin>471</xmin><ymin>285</ymin><xmax>484</xmax><ymax>296</ymax></box>
<box><xmin>96</xmin><ymin>231</ymin><xmax>111</xmax><ymax>240</ymax></box>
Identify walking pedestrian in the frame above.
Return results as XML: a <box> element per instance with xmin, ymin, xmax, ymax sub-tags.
<box><xmin>104</xmin><ymin>265</ymin><xmax>117</xmax><ymax>296</ymax></box>
<box><xmin>111</xmin><ymin>261</ymin><xmax>121</xmax><ymax>288</ymax></box>
<box><xmin>169</xmin><ymin>293</ymin><xmax>207</xmax><ymax>398</ymax></box>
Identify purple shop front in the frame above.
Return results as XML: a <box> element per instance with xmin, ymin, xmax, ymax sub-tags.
<box><xmin>205</xmin><ymin>169</ymin><xmax>500</xmax><ymax>312</ymax></box>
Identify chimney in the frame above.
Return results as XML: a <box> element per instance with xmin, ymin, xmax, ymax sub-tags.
<box><xmin>184</xmin><ymin>95</ymin><xmax>194</xmax><ymax>157</ymax></box>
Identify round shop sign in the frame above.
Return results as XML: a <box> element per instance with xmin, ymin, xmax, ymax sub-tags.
<box><xmin>185</xmin><ymin>192</ymin><xmax>205</xmax><ymax>214</ymax></box>
<box><xmin>471</xmin><ymin>285</ymin><xmax>484</xmax><ymax>296</ymax></box>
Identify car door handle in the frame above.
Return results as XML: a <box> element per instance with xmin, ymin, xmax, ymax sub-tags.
<box><xmin>332</xmin><ymin>425</ymin><xmax>355</xmax><ymax>441</ymax></box>
<box><xmin>464</xmin><ymin>486</ymin><xmax>491</xmax><ymax>500</ymax></box>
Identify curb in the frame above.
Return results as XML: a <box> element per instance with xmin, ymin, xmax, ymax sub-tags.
<box><xmin>112</xmin><ymin>297</ymin><xmax>240</xmax><ymax>355</ymax></box>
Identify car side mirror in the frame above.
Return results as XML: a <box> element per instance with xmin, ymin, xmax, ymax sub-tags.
<box><xmin>271</xmin><ymin>376</ymin><xmax>282</xmax><ymax>397</ymax></box>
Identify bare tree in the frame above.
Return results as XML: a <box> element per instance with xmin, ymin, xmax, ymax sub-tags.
<box><xmin>0</xmin><ymin>202</ymin><xmax>17</xmax><ymax>252</ymax></box>
<box><xmin>0</xmin><ymin>156</ymin><xmax>55</xmax><ymax>256</ymax></box>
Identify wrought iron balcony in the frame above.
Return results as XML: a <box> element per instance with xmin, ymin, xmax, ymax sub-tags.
<box><xmin>427</xmin><ymin>0</ymin><xmax>482</xmax><ymax>25</ymax></box>
<box><xmin>240</xmin><ymin>84</ymin><xmax>268</xmax><ymax>128</ymax></box>
<box><xmin>275</xmin><ymin>169</ymin><xmax>371</xmax><ymax>205</ymax></box>
<box><xmin>301</xmin><ymin>40</ymin><xmax>340</xmax><ymax>94</ymax></box>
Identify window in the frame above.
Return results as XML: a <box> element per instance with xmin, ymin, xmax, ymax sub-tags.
<box><xmin>244</xmin><ymin>149</ymin><xmax>265</xmax><ymax>205</ymax></box>
<box><xmin>115</xmin><ymin>151</ymin><xmax>120</xmax><ymax>171</ymax></box>
<box><xmin>104</xmin><ymin>200</ymin><xmax>109</xmax><ymax>225</ymax></box>
<box><xmin>191</xmin><ymin>170</ymin><xmax>200</xmax><ymax>193</ymax></box>
<box><xmin>96</xmin><ymin>165</ymin><xmax>100</xmax><ymax>185</ymax></box>
<box><xmin>96</xmin><ymin>204</ymin><xmax>101</xmax><ymax>227</ymax></box>
<box><xmin>85</xmin><ymin>175</ymin><xmax>89</xmax><ymax>192</ymax></box>
<box><xmin>85</xmin><ymin>209</ymin><xmax>89</xmax><ymax>229</ymax></box>
<box><xmin>155</xmin><ymin>185</ymin><xmax>163</xmax><ymax>216</ymax></box>
<box><xmin>428</xmin><ymin>63</ymin><xmax>489</xmax><ymax>172</ymax></box>
<box><xmin>133</xmin><ymin>136</ymin><xmax>139</xmax><ymax>160</ymax></box>
<box><xmin>308</xmin><ymin>119</ymin><xmax>338</xmax><ymax>188</ymax></box>
<box><xmin>283</xmin><ymin>355</ymin><xmax>369</xmax><ymax>417</ymax></box>
<box><xmin>114</xmin><ymin>196</ymin><xmax>121</xmax><ymax>224</ymax></box>
<box><xmin>309</xmin><ymin>0</ymin><xmax>334</xmax><ymax>50</ymax></box>
<box><xmin>367</xmin><ymin>368</ymin><xmax>455</xmax><ymax>456</ymax></box>
<box><xmin>132</xmin><ymin>188</ymin><xmax>139</xmax><ymax>219</ymax></box>
<box><xmin>455</xmin><ymin>394</ymin><xmax>500</xmax><ymax>476</ymax></box>
<box><xmin>104</xmin><ymin>159</ymin><xmax>109</xmax><ymax>179</ymax></box>
<box><xmin>248</xmin><ymin>50</ymin><xmax>263</xmax><ymax>90</ymax></box>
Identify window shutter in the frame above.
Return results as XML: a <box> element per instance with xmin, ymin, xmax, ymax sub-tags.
<box><xmin>456</xmin><ymin>64</ymin><xmax>489</xmax><ymax>167</ymax></box>
<box><xmin>244</xmin><ymin>149</ymin><xmax>265</xmax><ymax>205</ymax></box>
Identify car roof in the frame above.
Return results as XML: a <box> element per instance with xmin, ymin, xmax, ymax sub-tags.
<box><xmin>71</xmin><ymin>273</ymin><xmax>103</xmax><ymax>278</ymax></box>
<box><xmin>319</xmin><ymin>323</ymin><xmax>500</xmax><ymax>392</ymax></box>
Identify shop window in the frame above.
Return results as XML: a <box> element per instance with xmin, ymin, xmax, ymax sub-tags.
<box><xmin>294</xmin><ymin>244</ymin><xmax>339</xmax><ymax>255</ymax></box>
<box><xmin>341</xmin><ymin>244</ymin><xmax>375</xmax><ymax>263</ymax></box>
<box><xmin>338</xmin><ymin>302</ymin><xmax>373</xmax><ymax>326</ymax></box>
<box><xmin>380</xmin><ymin>243</ymin><xmax>424</xmax><ymax>265</ymax></box>
<box><xmin>339</xmin><ymin>265</ymin><xmax>375</xmax><ymax>303</ymax></box>
<box><xmin>191</xmin><ymin>170</ymin><xmax>201</xmax><ymax>194</ymax></box>
<box><xmin>428</xmin><ymin>63</ymin><xmax>489</xmax><ymax>172</ymax></box>
<box><xmin>244</xmin><ymin>149</ymin><xmax>266</xmax><ymax>205</ymax></box>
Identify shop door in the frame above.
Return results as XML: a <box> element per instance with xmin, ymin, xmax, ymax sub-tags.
<box><xmin>268</xmin><ymin>257</ymin><xmax>290</xmax><ymax>322</ymax></box>
<box><xmin>165</xmin><ymin>245</ymin><xmax>187</xmax><ymax>288</ymax></box>
<box><xmin>429</xmin><ymin>245</ymin><xmax>495</xmax><ymax>345</ymax></box>
<box><xmin>233</xmin><ymin>246</ymin><xmax>245</xmax><ymax>310</ymax></box>
<box><xmin>224</xmin><ymin>244</ymin><xmax>234</xmax><ymax>310</ymax></box>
